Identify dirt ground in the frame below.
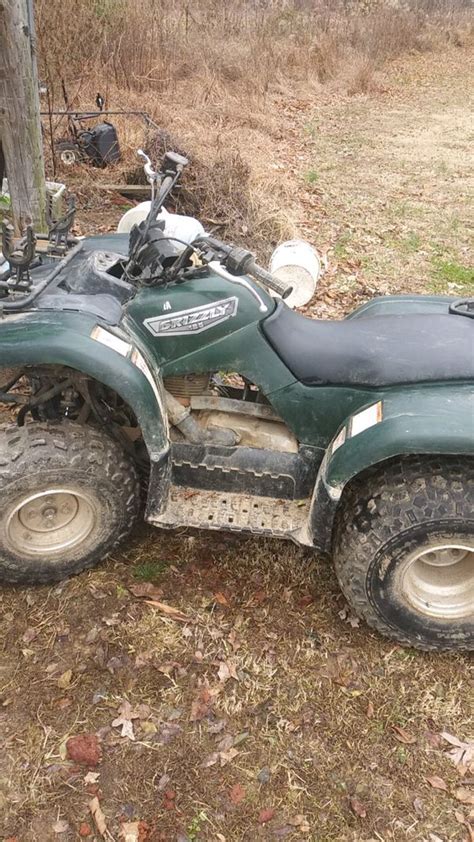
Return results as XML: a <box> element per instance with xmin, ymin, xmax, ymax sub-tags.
<box><xmin>1</xmin><ymin>46</ymin><xmax>473</xmax><ymax>842</ymax></box>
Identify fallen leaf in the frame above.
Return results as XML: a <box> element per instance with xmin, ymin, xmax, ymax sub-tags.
<box><xmin>157</xmin><ymin>773</ymin><xmax>171</xmax><ymax>791</ymax></box>
<box><xmin>214</xmin><ymin>591</ymin><xmax>229</xmax><ymax>606</ymax></box>
<box><xmin>350</xmin><ymin>796</ymin><xmax>367</xmax><ymax>818</ymax></box>
<box><xmin>229</xmin><ymin>783</ymin><xmax>246</xmax><ymax>804</ymax></box>
<box><xmin>79</xmin><ymin>823</ymin><xmax>92</xmax><ymax>837</ymax></box>
<box><xmin>144</xmin><ymin>600</ymin><xmax>188</xmax><ymax>622</ymax></box>
<box><xmin>220</xmin><ymin>747</ymin><xmax>239</xmax><ymax>766</ymax></box>
<box><xmin>218</xmin><ymin>660</ymin><xmax>238</xmax><ymax>683</ymax></box>
<box><xmin>413</xmin><ymin>797</ymin><xmax>424</xmax><ymax>816</ymax></box>
<box><xmin>89</xmin><ymin>796</ymin><xmax>108</xmax><ymax>837</ymax></box>
<box><xmin>53</xmin><ymin>820</ymin><xmax>70</xmax><ymax>833</ymax></box>
<box><xmin>391</xmin><ymin>725</ymin><xmax>417</xmax><ymax>745</ymax></box>
<box><xmin>121</xmin><ymin>822</ymin><xmax>140</xmax><ymax>842</ymax></box>
<box><xmin>216</xmin><ymin>734</ymin><xmax>235</xmax><ymax>752</ymax></box>
<box><xmin>163</xmin><ymin>789</ymin><xmax>176</xmax><ymax>811</ymax></box>
<box><xmin>129</xmin><ymin>583</ymin><xmax>163</xmax><ymax>600</ymax></box>
<box><xmin>426</xmin><ymin>776</ymin><xmax>448</xmax><ymax>791</ymax></box>
<box><xmin>201</xmin><ymin>751</ymin><xmax>219</xmax><ymax>768</ymax></box>
<box><xmin>140</xmin><ymin>721</ymin><xmax>157</xmax><ymax>736</ymax></box>
<box><xmin>455</xmin><ymin>788</ymin><xmax>474</xmax><ymax>806</ymax></box>
<box><xmin>425</xmin><ymin>731</ymin><xmax>443</xmax><ymax>749</ymax></box>
<box><xmin>257</xmin><ymin>766</ymin><xmax>271</xmax><ymax>784</ymax></box>
<box><xmin>22</xmin><ymin>627</ymin><xmax>38</xmax><ymax>644</ymax></box>
<box><xmin>288</xmin><ymin>815</ymin><xmax>305</xmax><ymax>826</ymax></box>
<box><xmin>272</xmin><ymin>827</ymin><xmax>292</xmax><ymax>838</ymax></box>
<box><xmin>259</xmin><ymin>808</ymin><xmax>275</xmax><ymax>824</ymax></box>
<box><xmin>441</xmin><ymin>732</ymin><xmax>474</xmax><ymax>771</ymax></box>
<box><xmin>208</xmin><ymin>718</ymin><xmax>227</xmax><ymax>734</ymax></box>
<box><xmin>66</xmin><ymin>734</ymin><xmax>102</xmax><ymax>767</ymax></box>
<box><xmin>84</xmin><ymin>771</ymin><xmax>101</xmax><ymax>784</ymax></box>
<box><xmin>338</xmin><ymin>606</ymin><xmax>360</xmax><ymax>628</ymax></box>
<box><xmin>112</xmin><ymin>700</ymin><xmax>140</xmax><ymax>741</ymax></box>
<box><xmin>366</xmin><ymin>701</ymin><xmax>375</xmax><ymax>719</ymax></box>
<box><xmin>57</xmin><ymin>669</ymin><xmax>73</xmax><ymax>689</ymax></box>
<box><xmin>190</xmin><ymin>688</ymin><xmax>213</xmax><ymax>721</ymax></box>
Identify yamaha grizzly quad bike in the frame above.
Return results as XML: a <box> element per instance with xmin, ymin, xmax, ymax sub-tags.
<box><xmin>0</xmin><ymin>151</ymin><xmax>472</xmax><ymax>651</ymax></box>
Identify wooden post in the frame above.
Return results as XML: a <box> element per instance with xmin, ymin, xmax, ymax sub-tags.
<box><xmin>0</xmin><ymin>0</ymin><xmax>46</xmax><ymax>234</ymax></box>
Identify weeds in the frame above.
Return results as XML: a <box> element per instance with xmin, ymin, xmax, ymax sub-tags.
<box><xmin>133</xmin><ymin>559</ymin><xmax>171</xmax><ymax>581</ymax></box>
<box><xmin>432</xmin><ymin>258</ymin><xmax>474</xmax><ymax>287</ymax></box>
<box><xmin>33</xmin><ymin>1</ymin><xmax>472</xmax><ymax>253</ymax></box>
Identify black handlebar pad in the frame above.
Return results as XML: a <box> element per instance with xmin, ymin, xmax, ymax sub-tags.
<box><xmin>248</xmin><ymin>261</ymin><xmax>293</xmax><ymax>300</ymax></box>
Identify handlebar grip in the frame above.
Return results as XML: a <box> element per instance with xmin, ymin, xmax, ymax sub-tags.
<box><xmin>247</xmin><ymin>260</ymin><xmax>293</xmax><ymax>300</ymax></box>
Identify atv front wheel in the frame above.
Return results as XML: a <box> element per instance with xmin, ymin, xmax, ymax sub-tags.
<box><xmin>0</xmin><ymin>422</ymin><xmax>141</xmax><ymax>584</ymax></box>
<box><xmin>333</xmin><ymin>457</ymin><xmax>474</xmax><ymax>651</ymax></box>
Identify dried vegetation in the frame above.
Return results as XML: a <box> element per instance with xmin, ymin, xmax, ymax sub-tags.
<box><xmin>1</xmin><ymin>2</ymin><xmax>473</xmax><ymax>840</ymax></box>
<box><xmin>35</xmin><ymin>0</ymin><xmax>473</xmax><ymax>254</ymax></box>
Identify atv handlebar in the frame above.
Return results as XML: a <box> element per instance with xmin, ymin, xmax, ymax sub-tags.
<box><xmin>192</xmin><ymin>237</ymin><xmax>293</xmax><ymax>301</ymax></box>
<box><xmin>246</xmin><ymin>260</ymin><xmax>293</xmax><ymax>300</ymax></box>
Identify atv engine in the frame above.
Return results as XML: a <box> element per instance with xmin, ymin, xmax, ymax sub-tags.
<box><xmin>164</xmin><ymin>372</ymin><xmax>297</xmax><ymax>453</ymax></box>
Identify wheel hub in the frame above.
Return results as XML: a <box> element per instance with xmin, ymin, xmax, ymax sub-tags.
<box><xmin>6</xmin><ymin>489</ymin><xmax>96</xmax><ymax>558</ymax></box>
<box><xmin>401</xmin><ymin>542</ymin><xmax>474</xmax><ymax>620</ymax></box>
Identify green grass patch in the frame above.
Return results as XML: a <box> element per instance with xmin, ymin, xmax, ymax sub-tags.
<box><xmin>430</xmin><ymin>257</ymin><xmax>474</xmax><ymax>293</ymax></box>
<box><xmin>133</xmin><ymin>559</ymin><xmax>171</xmax><ymax>581</ymax></box>
<box><xmin>305</xmin><ymin>169</ymin><xmax>319</xmax><ymax>184</ymax></box>
<box><xmin>398</xmin><ymin>232</ymin><xmax>422</xmax><ymax>254</ymax></box>
<box><xmin>333</xmin><ymin>230</ymin><xmax>352</xmax><ymax>259</ymax></box>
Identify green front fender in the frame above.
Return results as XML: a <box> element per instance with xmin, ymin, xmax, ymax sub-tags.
<box><xmin>309</xmin><ymin>385</ymin><xmax>474</xmax><ymax>551</ymax></box>
<box><xmin>0</xmin><ymin>312</ymin><xmax>168</xmax><ymax>458</ymax></box>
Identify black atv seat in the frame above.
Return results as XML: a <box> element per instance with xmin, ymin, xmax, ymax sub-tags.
<box><xmin>262</xmin><ymin>303</ymin><xmax>474</xmax><ymax>388</ymax></box>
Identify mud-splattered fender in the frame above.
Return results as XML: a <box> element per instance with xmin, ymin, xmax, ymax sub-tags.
<box><xmin>308</xmin><ymin>385</ymin><xmax>474</xmax><ymax>552</ymax></box>
<box><xmin>0</xmin><ymin>309</ymin><xmax>169</xmax><ymax>459</ymax></box>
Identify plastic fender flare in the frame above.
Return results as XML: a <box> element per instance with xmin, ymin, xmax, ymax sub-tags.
<box><xmin>309</xmin><ymin>387</ymin><xmax>474</xmax><ymax>552</ymax></box>
<box><xmin>0</xmin><ymin>319</ymin><xmax>169</xmax><ymax>459</ymax></box>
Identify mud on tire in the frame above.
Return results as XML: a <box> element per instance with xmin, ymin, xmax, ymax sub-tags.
<box><xmin>0</xmin><ymin>421</ymin><xmax>141</xmax><ymax>584</ymax></box>
<box><xmin>333</xmin><ymin>456</ymin><xmax>474</xmax><ymax>652</ymax></box>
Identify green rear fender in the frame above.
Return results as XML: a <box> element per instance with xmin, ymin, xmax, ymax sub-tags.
<box><xmin>310</xmin><ymin>386</ymin><xmax>474</xmax><ymax>551</ymax></box>
<box><xmin>0</xmin><ymin>315</ymin><xmax>169</xmax><ymax>459</ymax></box>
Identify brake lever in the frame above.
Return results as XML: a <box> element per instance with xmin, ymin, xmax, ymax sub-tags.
<box><xmin>137</xmin><ymin>148</ymin><xmax>159</xmax><ymax>201</ymax></box>
<box><xmin>208</xmin><ymin>260</ymin><xmax>268</xmax><ymax>313</ymax></box>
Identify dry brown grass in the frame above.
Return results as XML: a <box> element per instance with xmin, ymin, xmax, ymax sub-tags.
<box><xmin>1</xmin><ymin>526</ymin><xmax>472</xmax><ymax>840</ymax></box>
<box><xmin>35</xmin><ymin>0</ymin><xmax>473</xmax><ymax>252</ymax></box>
<box><xmin>36</xmin><ymin>0</ymin><xmax>473</xmax><ymax>99</ymax></box>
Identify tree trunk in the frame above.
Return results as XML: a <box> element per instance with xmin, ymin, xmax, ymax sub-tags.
<box><xmin>0</xmin><ymin>0</ymin><xmax>46</xmax><ymax>234</ymax></box>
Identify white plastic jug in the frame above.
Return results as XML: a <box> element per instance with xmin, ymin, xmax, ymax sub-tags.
<box><xmin>269</xmin><ymin>239</ymin><xmax>320</xmax><ymax>308</ymax></box>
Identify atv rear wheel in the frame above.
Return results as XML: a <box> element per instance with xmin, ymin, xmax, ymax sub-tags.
<box><xmin>0</xmin><ymin>422</ymin><xmax>141</xmax><ymax>584</ymax></box>
<box><xmin>333</xmin><ymin>457</ymin><xmax>474</xmax><ymax>651</ymax></box>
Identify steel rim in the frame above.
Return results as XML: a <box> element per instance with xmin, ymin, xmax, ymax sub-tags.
<box><xmin>60</xmin><ymin>149</ymin><xmax>77</xmax><ymax>165</ymax></box>
<box><xmin>400</xmin><ymin>542</ymin><xmax>474</xmax><ymax>620</ymax></box>
<box><xmin>6</xmin><ymin>488</ymin><xmax>97</xmax><ymax>559</ymax></box>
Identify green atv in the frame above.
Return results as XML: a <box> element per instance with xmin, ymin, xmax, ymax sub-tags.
<box><xmin>0</xmin><ymin>152</ymin><xmax>472</xmax><ymax>652</ymax></box>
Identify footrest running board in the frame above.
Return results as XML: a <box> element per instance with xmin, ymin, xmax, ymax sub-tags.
<box><xmin>149</xmin><ymin>485</ymin><xmax>310</xmax><ymax>541</ymax></box>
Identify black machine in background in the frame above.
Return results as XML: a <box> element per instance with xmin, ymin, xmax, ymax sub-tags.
<box><xmin>42</xmin><ymin>109</ymin><xmax>160</xmax><ymax>169</ymax></box>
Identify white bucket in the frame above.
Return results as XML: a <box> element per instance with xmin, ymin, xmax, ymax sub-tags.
<box><xmin>117</xmin><ymin>200</ymin><xmax>154</xmax><ymax>233</ymax></box>
<box><xmin>117</xmin><ymin>202</ymin><xmax>205</xmax><ymax>248</ymax></box>
<box><xmin>269</xmin><ymin>239</ymin><xmax>320</xmax><ymax>308</ymax></box>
